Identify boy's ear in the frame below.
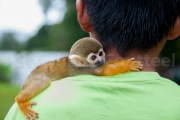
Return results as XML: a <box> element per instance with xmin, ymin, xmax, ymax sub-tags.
<box><xmin>76</xmin><ymin>0</ymin><xmax>92</xmax><ymax>32</ymax></box>
<box><xmin>167</xmin><ymin>16</ymin><xmax>180</xmax><ymax>40</ymax></box>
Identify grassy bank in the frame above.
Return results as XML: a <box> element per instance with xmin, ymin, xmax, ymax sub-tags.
<box><xmin>0</xmin><ymin>83</ymin><xmax>20</xmax><ymax>119</ymax></box>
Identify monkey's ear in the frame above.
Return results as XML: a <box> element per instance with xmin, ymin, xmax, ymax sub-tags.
<box><xmin>69</xmin><ymin>55</ymin><xmax>86</xmax><ymax>67</ymax></box>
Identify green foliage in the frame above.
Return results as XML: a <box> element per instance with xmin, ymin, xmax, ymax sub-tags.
<box><xmin>38</xmin><ymin>0</ymin><xmax>52</xmax><ymax>15</ymax></box>
<box><xmin>39</xmin><ymin>0</ymin><xmax>65</xmax><ymax>16</ymax></box>
<box><xmin>26</xmin><ymin>25</ymin><xmax>53</xmax><ymax>51</ymax></box>
<box><xmin>0</xmin><ymin>83</ymin><xmax>20</xmax><ymax>119</ymax></box>
<box><xmin>0</xmin><ymin>32</ymin><xmax>21</xmax><ymax>51</ymax></box>
<box><xmin>160</xmin><ymin>36</ymin><xmax>180</xmax><ymax>63</ymax></box>
<box><xmin>47</xmin><ymin>0</ymin><xmax>88</xmax><ymax>51</ymax></box>
<box><xmin>26</xmin><ymin>0</ymin><xmax>88</xmax><ymax>51</ymax></box>
<box><xmin>0</xmin><ymin>64</ymin><xmax>12</xmax><ymax>82</ymax></box>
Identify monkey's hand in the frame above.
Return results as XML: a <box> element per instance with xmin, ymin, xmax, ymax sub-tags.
<box><xmin>95</xmin><ymin>58</ymin><xmax>143</xmax><ymax>76</ymax></box>
<box><xmin>15</xmin><ymin>97</ymin><xmax>39</xmax><ymax>120</ymax></box>
<box><xmin>15</xmin><ymin>73</ymin><xmax>51</xmax><ymax>120</ymax></box>
<box><xmin>127</xmin><ymin>58</ymin><xmax>143</xmax><ymax>71</ymax></box>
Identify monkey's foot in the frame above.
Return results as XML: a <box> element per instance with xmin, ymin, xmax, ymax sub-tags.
<box><xmin>128</xmin><ymin>58</ymin><xmax>143</xmax><ymax>71</ymax></box>
<box><xmin>17</xmin><ymin>101</ymin><xmax>39</xmax><ymax>120</ymax></box>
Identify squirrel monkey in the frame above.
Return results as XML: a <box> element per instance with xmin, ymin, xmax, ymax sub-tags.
<box><xmin>15</xmin><ymin>37</ymin><xmax>143</xmax><ymax>120</ymax></box>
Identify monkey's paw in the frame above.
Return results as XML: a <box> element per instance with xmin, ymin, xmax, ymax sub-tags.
<box><xmin>128</xmin><ymin>58</ymin><xmax>143</xmax><ymax>71</ymax></box>
<box><xmin>18</xmin><ymin>101</ymin><xmax>39</xmax><ymax>120</ymax></box>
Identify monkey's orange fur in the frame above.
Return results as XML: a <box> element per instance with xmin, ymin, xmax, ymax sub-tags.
<box><xmin>96</xmin><ymin>58</ymin><xmax>142</xmax><ymax>76</ymax></box>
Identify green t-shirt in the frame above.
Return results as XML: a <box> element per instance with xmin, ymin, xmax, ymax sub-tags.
<box><xmin>5</xmin><ymin>72</ymin><xmax>180</xmax><ymax>120</ymax></box>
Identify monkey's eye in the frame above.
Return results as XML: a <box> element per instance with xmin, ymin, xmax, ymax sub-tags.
<box><xmin>99</xmin><ymin>51</ymin><xmax>103</xmax><ymax>56</ymax></box>
<box><xmin>91</xmin><ymin>55</ymin><xmax>97</xmax><ymax>61</ymax></box>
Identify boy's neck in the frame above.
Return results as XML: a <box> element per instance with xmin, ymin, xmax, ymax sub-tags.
<box><xmin>104</xmin><ymin>46</ymin><xmax>163</xmax><ymax>72</ymax></box>
<box><xmin>90</xmin><ymin>33</ymin><xmax>167</xmax><ymax>72</ymax></box>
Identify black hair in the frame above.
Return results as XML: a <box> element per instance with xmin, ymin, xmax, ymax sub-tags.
<box><xmin>83</xmin><ymin>0</ymin><xmax>180</xmax><ymax>55</ymax></box>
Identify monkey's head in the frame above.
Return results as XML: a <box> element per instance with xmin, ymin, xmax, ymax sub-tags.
<box><xmin>69</xmin><ymin>37</ymin><xmax>106</xmax><ymax>67</ymax></box>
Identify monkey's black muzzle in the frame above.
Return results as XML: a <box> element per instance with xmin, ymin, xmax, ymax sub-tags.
<box><xmin>95</xmin><ymin>60</ymin><xmax>104</xmax><ymax>67</ymax></box>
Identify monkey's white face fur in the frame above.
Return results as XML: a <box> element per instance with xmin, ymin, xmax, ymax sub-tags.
<box><xmin>69</xmin><ymin>48</ymin><xmax>106</xmax><ymax>67</ymax></box>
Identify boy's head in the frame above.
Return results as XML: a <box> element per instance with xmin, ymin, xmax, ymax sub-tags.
<box><xmin>77</xmin><ymin>0</ymin><xmax>180</xmax><ymax>55</ymax></box>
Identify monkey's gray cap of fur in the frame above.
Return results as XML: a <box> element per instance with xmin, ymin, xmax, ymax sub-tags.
<box><xmin>70</xmin><ymin>37</ymin><xmax>103</xmax><ymax>57</ymax></box>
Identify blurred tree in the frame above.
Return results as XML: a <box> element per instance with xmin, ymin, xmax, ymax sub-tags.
<box><xmin>26</xmin><ymin>0</ymin><xmax>88</xmax><ymax>51</ymax></box>
<box><xmin>47</xmin><ymin>0</ymin><xmax>88</xmax><ymax>51</ymax></box>
<box><xmin>158</xmin><ymin>37</ymin><xmax>180</xmax><ymax>84</ymax></box>
<box><xmin>0</xmin><ymin>33</ymin><xmax>21</xmax><ymax>51</ymax></box>
<box><xmin>0</xmin><ymin>64</ymin><xmax>12</xmax><ymax>82</ymax></box>
<box><xmin>26</xmin><ymin>25</ymin><xmax>53</xmax><ymax>51</ymax></box>
<box><xmin>160</xmin><ymin>36</ymin><xmax>180</xmax><ymax>64</ymax></box>
<box><xmin>39</xmin><ymin>0</ymin><xmax>66</xmax><ymax>23</ymax></box>
<box><xmin>39</xmin><ymin>0</ymin><xmax>52</xmax><ymax>15</ymax></box>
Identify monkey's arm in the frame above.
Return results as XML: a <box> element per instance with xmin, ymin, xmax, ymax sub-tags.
<box><xmin>95</xmin><ymin>58</ymin><xmax>143</xmax><ymax>76</ymax></box>
<box><xmin>15</xmin><ymin>73</ymin><xmax>50</xmax><ymax>119</ymax></box>
<box><xmin>15</xmin><ymin>57</ymin><xmax>69</xmax><ymax>120</ymax></box>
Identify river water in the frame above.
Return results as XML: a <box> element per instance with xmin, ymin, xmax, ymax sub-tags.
<box><xmin>0</xmin><ymin>51</ymin><xmax>69</xmax><ymax>86</ymax></box>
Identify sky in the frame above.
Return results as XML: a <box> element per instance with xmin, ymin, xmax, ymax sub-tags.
<box><xmin>0</xmin><ymin>0</ymin><xmax>65</xmax><ymax>41</ymax></box>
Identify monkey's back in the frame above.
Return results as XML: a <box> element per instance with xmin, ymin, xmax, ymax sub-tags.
<box><xmin>31</xmin><ymin>56</ymin><xmax>95</xmax><ymax>81</ymax></box>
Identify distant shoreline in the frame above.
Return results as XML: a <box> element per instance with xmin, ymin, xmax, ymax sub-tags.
<box><xmin>0</xmin><ymin>51</ymin><xmax>69</xmax><ymax>85</ymax></box>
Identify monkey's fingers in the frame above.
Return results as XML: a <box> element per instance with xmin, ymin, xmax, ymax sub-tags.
<box><xmin>128</xmin><ymin>58</ymin><xmax>135</xmax><ymax>61</ymax></box>
<box><xmin>27</xmin><ymin>102</ymin><xmax>39</xmax><ymax>120</ymax></box>
<box><xmin>26</xmin><ymin>108</ymin><xmax>39</xmax><ymax>120</ymax></box>
<box><xmin>30</xmin><ymin>102</ymin><xmax>37</xmax><ymax>108</ymax></box>
<box><xmin>17</xmin><ymin>101</ymin><xmax>39</xmax><ymax>120</ymax></box>
<box><xmin>129</xmin><ymin>61</ymin><xmax>143</xmax><ymax>71</ymax></box>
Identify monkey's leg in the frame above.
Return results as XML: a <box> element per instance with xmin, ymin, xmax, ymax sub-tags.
<box><xmin>95</xmin><ymin>58</ymin><xmax>143</xmax><ymax>76</ymax></box>
<box><xmin>15</xmin><ymin>74</ymin><xmax>51</xmax><ymax>120</ymax></box>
